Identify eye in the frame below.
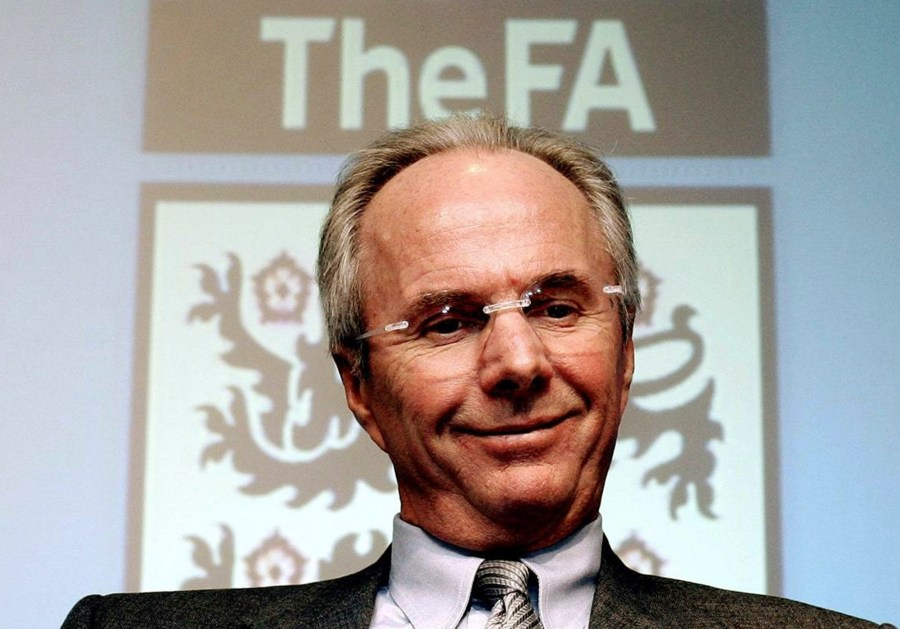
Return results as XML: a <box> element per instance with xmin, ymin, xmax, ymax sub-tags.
<box><xmin>416</xmin><ymin>305</ymin><xmax>486</xmax><ymax>341</ymax></box>
<box><xmin>527</xmin><ymin>299</ymin><xmax>582</xmax><ymax>326</ymax></box>
<box><xmin>427</xmin><ymin>316</ymin><xmax>468</xmax><ymax>335</ymax></box>
<box><xmin>544</xmin><ymin>302</ymin><xmax>578</xmax><ymax>319</ymax></box>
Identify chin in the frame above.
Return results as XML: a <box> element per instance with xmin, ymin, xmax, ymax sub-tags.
<box><xmin>479</xmin><ymin>477</ymin><xmax>579</xmax><ymax>527</ymax></box>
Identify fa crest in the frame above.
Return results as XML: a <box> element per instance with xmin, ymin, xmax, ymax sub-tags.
<box><xmin>188</xmin><ymin>252</ymin><xmax>395</xmax><ymax>509</ymax></box>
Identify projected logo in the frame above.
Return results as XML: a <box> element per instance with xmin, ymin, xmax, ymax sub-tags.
<box><xmin>621</xmin><ymin>263</ymin><xmax>722</xmax><ymax>520</ymax></box>
<box><xmin>132</xmin><ymin>0</ymin><xmax>774</xmax><ymax>599</ymax></box>
<box><xmin>174</xmin><ymin>249</ymin><xmax>395</xmax><ymax>588</ymax></box>
<box><xmin>144</xmin><ymin>1</ymin><xmax>769</xmax><ymax>156</ymax></box>
<box><xmin>188</xmin><ymin>251</ymin><xmax>393</xmax><ymax>507</ymax></box>
<box><xmin>131</xmin><ymin>186</ymin><xmax>772</xmax><ymax>594</ymax></box>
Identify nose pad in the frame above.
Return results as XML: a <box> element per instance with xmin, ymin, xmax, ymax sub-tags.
<box><xmin>477</xmin><ymin>307</ymin><xmax>552</xmax><ymax>396</ymax></box>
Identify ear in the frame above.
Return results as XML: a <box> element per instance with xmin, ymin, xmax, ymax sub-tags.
<box><xmin>618</xmin><ymin>337</ymin><xmax>635</xmax><ymax>418</ymax></box>
<box><xmin>333</xmin><ymin>350</ymin><xmax>387</xmax><ymax>452</ymax></box>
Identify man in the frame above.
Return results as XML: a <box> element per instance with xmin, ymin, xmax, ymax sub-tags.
<box><xmin>63</xmin><ymin>115</ymin><xmax>893</xmax><ymax>627</ymax></box>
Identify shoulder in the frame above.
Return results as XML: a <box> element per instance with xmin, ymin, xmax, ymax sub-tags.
<box><xmin>593</xmin><ymin>538</ymin><xmax>892</xmax><ymax>628</ymax></box>
<box><xmin>61</xmin><ymin>552</ymin><xmax>389</xmax><ymax>629</ymax></box>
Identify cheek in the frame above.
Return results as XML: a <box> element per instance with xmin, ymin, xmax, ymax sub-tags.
<box><xmin>369</xmin><ymin>355</ymin><xmax>468</xmax><ymax>442</ymax></box>
<box><xmin>551</xmin><ymin>347</ymin><xmax>629</xmax><ymax>440</ymax></box>
<box><xmin>552</xmin><ymin>343</ymin><xmax>625</xmax><ymax>390</ymax></box>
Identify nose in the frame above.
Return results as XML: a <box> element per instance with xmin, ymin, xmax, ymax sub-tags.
<box><xmin>477</xmin><ymin>309</ymin><xmax>553</xmax><ymax>397</ymax></box>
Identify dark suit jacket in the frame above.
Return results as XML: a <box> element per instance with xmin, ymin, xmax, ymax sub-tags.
<box><xmin>62</xmin><ymin>538</ymin><xmax>894</xmax><ymax>628</ymax></box>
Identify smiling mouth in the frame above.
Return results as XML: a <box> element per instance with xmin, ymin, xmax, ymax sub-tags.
<box><xmin>454</xmin><ymin>413</ymin><xmax>570</xmax><ymax>438</ymax></box>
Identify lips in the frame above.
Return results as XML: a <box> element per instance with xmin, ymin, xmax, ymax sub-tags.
<box><xmin>453</xmin><ymin>412</ymin><xmax>572</xmax><ymax>438</ymax></box>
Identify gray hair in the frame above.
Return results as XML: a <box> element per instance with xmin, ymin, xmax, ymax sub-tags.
<box><xmin>317</xmin><ymin>113</ymin><xmax>640</xmax><ymax>372</ymax></box>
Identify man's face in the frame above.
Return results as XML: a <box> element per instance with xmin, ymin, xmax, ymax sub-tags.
<box><xmin>338</xmin><ymin>149</ymin><xmax>634</xmax><ymax>551</ymax></box>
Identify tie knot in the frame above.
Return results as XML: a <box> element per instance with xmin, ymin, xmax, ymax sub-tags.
<box><xmin>474</xmin><ymin>559</ymin><xmax>531</xmax><ymax>603</ymax></box>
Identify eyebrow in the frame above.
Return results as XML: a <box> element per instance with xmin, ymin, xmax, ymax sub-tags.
<box><xmin>529</xmin><ymin>270</ymin><xmax>594</xmax><ymax>295</ymax></box>
<box><xmin>398</xmin><ymin>289</ymin><xmax>480</xmax><ymax>323</ymax></box>
<box><xmin>398</xmin><ymin>270</ymin><xmax>596</xmax><ymax>320</ymax></box>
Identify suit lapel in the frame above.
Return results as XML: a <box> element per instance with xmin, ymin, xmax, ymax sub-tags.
<box><xmin>242</xmin><ymin>548</ymin><xmax>391</xmax><ymax>629</ymax></box>
<box><xmin>588</xmin><ymin>537</ymin><xmax>659</xmax><ymax>628</ymax></box>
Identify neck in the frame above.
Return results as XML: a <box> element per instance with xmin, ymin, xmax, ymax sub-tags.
<box><xmin>398</xmin><ymin>497</ymin><xmax>599</xmax><ymax>554</ymax></box>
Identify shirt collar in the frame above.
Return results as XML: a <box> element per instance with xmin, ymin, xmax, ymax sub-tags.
<box><xmin>388</xmin><ymin>516</ymin><xmax>483</xmax><ymax>629</ymax></box>
<box><xmin>523</xmin><ymin>515</ymin><xmax>604</xmax><ymax>629</ymax></box>
<box><xmin>388</xmin><ymin>515</ymin><xmax>604</xmax><ymax>629</ymax></box>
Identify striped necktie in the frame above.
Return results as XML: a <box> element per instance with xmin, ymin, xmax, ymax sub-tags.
<box><xmin>474</xmin><ymin>559</ymin><xmax>544</xmax><ymax>629</ymax></box>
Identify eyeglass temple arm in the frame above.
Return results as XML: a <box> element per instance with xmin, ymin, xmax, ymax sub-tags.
<box><xmin>356</xmin><ymin>320</ymin><xmax>409</xmax><ymax>340</ymax></box>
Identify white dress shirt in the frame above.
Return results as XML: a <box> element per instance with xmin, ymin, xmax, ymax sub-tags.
<box><xmin>369</xmin><ymin>514</ymin><xmax>604</xmax><ymax>629</ymax></box>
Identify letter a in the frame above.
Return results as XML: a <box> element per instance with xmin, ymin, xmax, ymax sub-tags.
<box><xmin>563</xmin><ymin>21</ymin><xmax>656</xmax><ymax>132</ymax></box>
